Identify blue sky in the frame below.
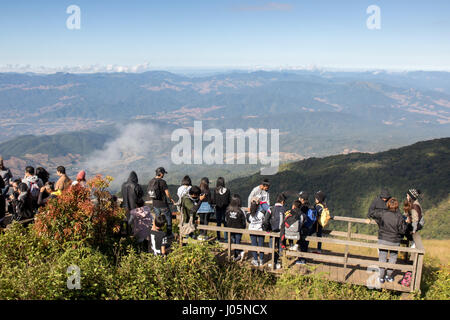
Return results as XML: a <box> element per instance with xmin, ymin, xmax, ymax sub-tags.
<box><xmin>0</xmin><ymin>0</ymin><xmax>449</xmax><ymax>71</ymax></box>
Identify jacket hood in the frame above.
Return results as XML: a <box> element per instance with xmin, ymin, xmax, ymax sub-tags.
<box><xmin>380</xmin><ymin>189</ymin><xmax>391</xmax><ymax>199</ymax></box>
<box><xmin>127</xmin><ymin>171</ymin><xmax>138</xmax><ymax>184</ymax></box>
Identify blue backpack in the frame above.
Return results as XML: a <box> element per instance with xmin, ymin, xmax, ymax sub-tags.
<box><xmin>304</xmin><ymin>207</ymin><xmax>317</xmax><ymax>229</ymax></box>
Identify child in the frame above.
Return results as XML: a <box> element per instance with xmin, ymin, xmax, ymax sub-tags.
<box><xmin>264</xmin><ymin>193</ymin><xmax>287</xmax><ymax>269</ymax></box>
<box><xmin>298</xmin><ymin>191</ymin><xmax>311</xmax><ymax>256</ymax></box>
<box><xmin>312</xmin><ymin>191</ymin><xmax>327</xmax><ymax>254</ymax></box>
<box><xmin>368</xmin><ymin>198</ymin><xmax>408</xmax><ymax>283</ymax></box>
<box><xmin>225</xmin><ymin>194</ymin><xmax>246</xmax><ymax>261</ymax></box>
<box><xmin>148</xmin><ymin>214</ymin><xmax>169</xmax><ymax>256</ymax></box>
<box><xmin>247</xmin><ymin>197</ymin><xmax>266</xmax><ymax>266</ymax></box>
<box><xmin>281</xmin><ymin>200</ymin><xmax>306</xmax><ymax>265</ymax></box>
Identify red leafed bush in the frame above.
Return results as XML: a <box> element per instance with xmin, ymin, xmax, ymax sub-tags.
<box><xmin>33</xmin><ymin>175</ymin><xmax>125</xmax><ymax>248</ymax></box>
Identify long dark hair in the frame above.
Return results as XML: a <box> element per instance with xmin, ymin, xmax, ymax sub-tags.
<box><xmin>249</xmin><ymin>199</ymin><xmax>259</xmax><ymax>217</ymax></box>
<box><xmin>199</xmin><ymin>177</ymin><xmax>210</xmax><ymax>194</ymax></box>
<box><xmin>228</xmin><ymin>194</ymin><xmax>242</xmax><ymax>212</ymax></box>
<box><xmin>216</xmin><ymin>177</ymin><xmax>225</xmax><ymax>191</ymax></box>
<box><xmin>36</xmin><ymin>167</ymin><xmax>50</xmax><ymax>184</ymax></box>
<box><xmin>181</xmin><ymin>175</ymin><xmax>192</xmax><ymax>186</ymax></box>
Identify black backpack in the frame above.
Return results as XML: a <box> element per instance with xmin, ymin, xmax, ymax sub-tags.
<box><xmin>147</xmin><ymin>179</ymin><xmax>163</xmax><ymax>201</ymax></box>
<box><xmin>262</xmin><ymin>206</ymin><xmax>274</xmax><ymax>232</ymax></box>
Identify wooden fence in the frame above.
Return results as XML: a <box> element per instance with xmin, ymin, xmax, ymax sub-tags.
<box><xmin>191</xmin><ymin>215</ymin><xmax>425</xmax><ymax>293</ymax></box>
<box><xmin>1</xmin><ymin>199</ymin><xmax>425</xmax><ymax>293</ymax></box>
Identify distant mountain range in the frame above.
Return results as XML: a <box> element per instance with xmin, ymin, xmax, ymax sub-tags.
<box><xmin>0</xmin><ymin>70</ymin><xmax>449</xmax><ymax>190</ymax></box>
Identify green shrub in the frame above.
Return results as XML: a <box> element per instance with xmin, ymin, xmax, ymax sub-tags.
<box><xmin>417</xmin><ymin>257</ymin><xmax>450</xmax><ymax>300</ymax></box>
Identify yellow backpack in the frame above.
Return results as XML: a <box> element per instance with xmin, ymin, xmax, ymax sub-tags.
<box><xmin>317</xmin><ymin>204</ymin><xmax>331</xmax><ymax>228</ymax></box>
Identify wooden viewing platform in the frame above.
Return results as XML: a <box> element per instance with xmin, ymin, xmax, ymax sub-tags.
<box><xmin>183</xmin><ymin>215</ymin><xmax>425</xmax><ymax>293</ymax></box>
<box><xmin>1</xmin><ymin>200</ymin><xmax>426</xmax><ymax>293</ymax></box>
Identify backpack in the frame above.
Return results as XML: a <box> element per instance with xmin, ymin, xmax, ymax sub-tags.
<box><xmin>148</xmin><ymin>179</ymin><xmax>163</xmax><ymax>201</ymax></box>
<box><xmin>29</xmin><ymin>181</ymin><xmax>40</xmax><ymax>200</ymax></box>
<box><xmin>262</xmin><ymin>206</ymin><xmax>274</xmax><ymax>232</ymax></box>
<box><xmin>317</xmin><ymin>204</ymin><xmax>331</xmax><ymax>228</ymax></box>
<box><xmin>304</xmin><ymin>207</ymin><xmax>317</xmax><ymax>230</ymax></box>
<box><xmin>401</xmin><ymin>271</ymin><xmax>412</xmax><ymax>287</ymax></box>
<box><xmin>284</xmin><ymin>210</ymin><xmax>303</xmax><ymax>240</ymax></box>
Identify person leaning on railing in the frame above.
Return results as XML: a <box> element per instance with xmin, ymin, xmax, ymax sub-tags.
<box><xmin>179</xmin><ymin>186</ymin><xmax>206</xmax><ymax>239</ymax></box>
<box><xmin>367</xmin><ymin>198</ymin><xmax>408</xmax><ymax>284</ymax></box>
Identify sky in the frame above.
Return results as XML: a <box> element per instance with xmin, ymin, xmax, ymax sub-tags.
<box><xmin>0</xmin><ymin>0</ymin><xmax>449</xmax><ymax>72</ymax></box>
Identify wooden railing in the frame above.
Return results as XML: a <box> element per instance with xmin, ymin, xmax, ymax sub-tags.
<box><xmin>192</xmin><ymin>215</ymin><xmax>425</xmax><ymax>293</ymax></box>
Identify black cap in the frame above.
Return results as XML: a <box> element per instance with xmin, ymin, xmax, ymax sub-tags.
<box><xmin>380</xmin><ymin>189</ymin><xmax>391</xmax><ymax>199</ymax></box>
<box><xmin>156</xmin><ymin>167</ymin><xmax>167</xmax><ymax>175</ymax></box>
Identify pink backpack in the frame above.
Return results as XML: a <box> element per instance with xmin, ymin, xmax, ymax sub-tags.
<box><xmin>401</xmin><ymin>271</ymin><xmax>412</xmax><ymax>287</ymax></box>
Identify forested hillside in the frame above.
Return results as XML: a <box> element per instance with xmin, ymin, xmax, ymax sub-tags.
<box><xmin>228</xmin><ymin>138</ymin><xmax>450</xmax><ymax>237</ymax></box>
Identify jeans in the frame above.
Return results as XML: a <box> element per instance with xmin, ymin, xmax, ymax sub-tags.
<box><xmin>198</xmin><ymin>212</ymin><xmax>211</xmax><ymax>236</ymax></box>
<box><xmin>378</xmin><ymin>239</ymin><xmax>399</xmax><ymax>278</ymax></box>
<box><xmin>215</xmin><ymin>207</ymin><xmax>227</xmax><ymax>241</ymax></box>
<box><xmin>268</xmin><ymin>235</ymin><xmax>282</xmax><ymax>264</ymax></box>
<box><xmin>230</xmin><ymin>233</ymin><xmax>242</xmax><ymax>257</ymax></box>
<box><xmin>250</xmin><ymin>235</ymin><xmax>264</xmax><ymax>261</ymax></box>
<box><xmin>153</xmin><ymin>206</ymin><xmax>172</xmax><ymax>236</ymax></box>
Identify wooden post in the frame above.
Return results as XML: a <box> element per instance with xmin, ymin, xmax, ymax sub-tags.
<box><xmin>227</xmin><ymin>232</ymin><xmax>232</xmax><ymax>260</ymax></box>
<box><xmin>414</xmin><ymin>253</ymin><xmax>424</xmax><ymax>292</ymax></box>
<box><xmin>343</xmin><ymin>221</ymin><xmax>351</xmax><ymax>275</ymax></box>
<box><xmin>271</xmin><ymin>236</ymin><xmax>275</xmax><ymax>271</ymax></box>
<box><xmin>410</xmin><ymin>252</ymin><xmax>418</xmax><ymax>292</ymax></box>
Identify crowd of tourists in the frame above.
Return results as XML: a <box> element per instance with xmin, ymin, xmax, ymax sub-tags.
<box><xmin>0</xmin><ymin>158</ymin><xmax>424</xmax><ymax>285</ymax></box>
<box><xmin>122</xmin><ymin>166</ymin><xmax>424</xmax><ymax>285</ymax></box>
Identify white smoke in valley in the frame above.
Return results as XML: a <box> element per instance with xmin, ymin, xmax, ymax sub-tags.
<box><xmin>82</xmin><ymin>122</ymin><xmax>172</xmax><ymax>192</ymax></box>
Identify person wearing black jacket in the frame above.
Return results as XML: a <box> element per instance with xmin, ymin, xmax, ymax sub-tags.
<box><xmin>367</xmin><ymin>189</ymin><xmax>391</xmax><ymax>217</ymax></box>
<box><xmin>37</xmin><ymin>182</ymin><xmax>56</xmax><ymax>207</ymax></box>
<box><xmin>225</xmin><ymin>194</ymin><xmax>246</xmax><ymax>261</ymax></box>
<box><xmin>211</xmin><ymin>177</ymin><xmax>231</xmax><ymax>242</ymax></box>
<box><xmin>368</xmin><ymin>197</ymin><xmax>408</xmax><ymax>284</ymax></box>
<box><xmin>264</xmin><ymin>193</ymin><xmax>287</xmax><ymax>269</ymax></box>
<box><xmin>298</xmin><ymin>191</ymin><xmax>312</xmax><ymax>259</ymax></box>
<box><xmin>12</xmin><ymin>183</ymin><xmax>36</xmax><ymax>222</ymax></box>
<box><xmin>121</xmin><ymin>171</ymin><xmax>144</xmax><ymax>214</ymax></box>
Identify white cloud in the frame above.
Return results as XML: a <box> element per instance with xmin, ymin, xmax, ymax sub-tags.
<box><xmin>0</xmin><ymin>62</ymin><xmax>153</xmax><ymax>74</ymax></box>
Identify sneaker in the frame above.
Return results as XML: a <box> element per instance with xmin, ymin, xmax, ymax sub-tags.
<box><xmin>197</xmin><ymin>235</ymin><xmax>204</xmax><ymax>241</ymax></box>
<box><xmin>289</xmin><ymin>244</ymin><xmax>299</xmax><ymax>251</ymax></box>
<box><xmin>295</xmin><ymin>259</ymin><xmax>306</xmax><ymax>265</ymax></box>
<box><xmin>239</xmin><ymin>251</ymin><xmax>245</xmax><ymax>261</ymax></box>
<box><xmin>385</xmin><ymin>275</ymin><xmax>394</xmax><ymax>283</ymax></box>
<box><xmin>276</xmin><ymin>263</ymin><xmax>282</xmax><ymax>270</ymax></box>
<box><xmin>251</xmin><ymin>259</ymin><xmax>259</xmax><ymax>267</ymax></box>
<box><xmin>232</xmin><ymin>255</ymin><xmax>240</xmax><ymax>262</ymax></box>
<box><xmin>378</xmin><ymin>277</ymin><xmax>385</xmax><ymax>284</ymax></box>
<box><xmin>258</xmin><ymin>258</ymin><xmax>264</xmax><ymax>266</ymax></box>
<box><xmin>410</xmin><ymin>242</ymin><xmax>416</xmax><ymax>249</ymax></box>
